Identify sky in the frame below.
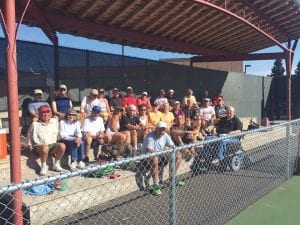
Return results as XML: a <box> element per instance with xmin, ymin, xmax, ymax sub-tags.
<box><xmin>0</xmin><ymin>24</ymin><xmax>299</xmax><ymax>76</ymax></box>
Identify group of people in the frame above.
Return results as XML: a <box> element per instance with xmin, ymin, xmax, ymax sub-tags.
<box><xmin>23</xmin><ymin>84</ymin><xmax>244</xmax><ymax>195</ymax></box>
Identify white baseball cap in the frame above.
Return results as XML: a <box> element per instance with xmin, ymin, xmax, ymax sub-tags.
<box><xmin>156</xmin><ymin>121</ymin><xmax>167</xmax><ymax>129</ymax></box>
<box><xmin>59</xmin><ymin>84</ymin><xmax>67</xmax><ymax>90</ymax></box>
<box><xmin>33</xmin><ymin>89</ymin><xmax>43</xmax><ymax>95</ymax></box>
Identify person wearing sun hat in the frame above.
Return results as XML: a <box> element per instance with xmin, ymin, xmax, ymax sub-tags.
<box><xmin>51</xmin><ymin>84</ymin><xmax>73</xmax><ymax>120</ymax></box>
<box><xmin>27</xmin><ymin>105</ymin><xmax>66</xmax><ymax>176</ymax></box>
<box><xmin>59</xmin><ymin>108</ymin><xmax>85</xmax><ymax>170</ymax></box>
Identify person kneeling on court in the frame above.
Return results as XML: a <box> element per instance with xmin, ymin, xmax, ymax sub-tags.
<box><xmin>142</xmin><ymin>121</ymin><xmax>185</xmax><ymax>196</ymax></box>
<box><xmin>27</xmin><ymin>105</ymin><xmax>66</xmax><ymax>176</ymax></box>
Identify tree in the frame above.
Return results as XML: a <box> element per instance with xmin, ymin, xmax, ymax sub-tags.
<box><xmin>295</xmin><ymin>60</ymin><xmax>300</xmax><ymax>75</ymax></box>
<box><xmin>270</xmin><ymin>59</ymin><xmax>285</xmax><ymax>77</ymax></box>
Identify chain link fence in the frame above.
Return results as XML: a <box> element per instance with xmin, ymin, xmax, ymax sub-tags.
<box><xmin>1</xmin><ymin>119</ymin><xmax>300</xmax><ymax>225</ymax></box>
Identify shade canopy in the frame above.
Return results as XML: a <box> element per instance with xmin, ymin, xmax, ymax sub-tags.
<box><xmin>17</xmin><ymin>0</ymin><xmax>300</xmax><ymax>56</ymax></box>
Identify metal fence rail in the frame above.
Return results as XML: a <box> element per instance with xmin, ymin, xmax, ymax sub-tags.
<box><xmin>1</xmin><ymin>119</ymin><xmax>299</xmax><ymax>225</ymax></box>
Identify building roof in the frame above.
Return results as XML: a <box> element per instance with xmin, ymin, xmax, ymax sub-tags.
<box><xmin>18</xmin><ymin>0</ymin><xmax>300</xmax><ymax>56</ymax></box>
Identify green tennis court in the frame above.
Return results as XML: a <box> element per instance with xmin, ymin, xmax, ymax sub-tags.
<box><xmin>226</xmin><ymin>175</ymin><xmax>300</xmax><ymax>225</ymax></box>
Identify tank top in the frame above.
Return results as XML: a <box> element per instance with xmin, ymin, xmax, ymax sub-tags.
<box><xmin>98</xmin><ymin>99</ymin><xmax>107</xmax><ymax>112</ymax></box>
<box><xmin>139</xmin><ymin>116</ymin><xmax>148</xmax><ymax>126</ymax></box>
<box><xmin>55</xmin><ymin>96</ymin><xmax>71</xmax><ymax>113</ymax></box>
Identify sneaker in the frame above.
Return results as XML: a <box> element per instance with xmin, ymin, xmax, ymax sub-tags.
<box><xmin>69</xmin><ymin>161</ymin><xmax>77</xmax><ymax>170</ymax></box>
<box><xmin>83</xmin><ymin>156</ymin><xmax>90</xmax><ymax>164</ymax></box>
<box><xmin>152</xmin><ymin>184</ymin><xmax>161</xmax><ymax>196</ymax></box>
<box><xmin>77</xmin><ymin>161</ymin><xmax>85</xmax><ymax>169</ymax></box>
<box><xmin>40</xmin><ymin>164</ymin><xmax>48</xmax><ymax>176</ymax></box>
<box><xmin>53</xmin><ymin>163</ymin><xmax>64</xmax><ymax>172</ymax></box>
<box><xmin>175</xmin><ymin>179</ymin><xmax>185</xmax><ymax>186</ymax></box>
<box><xmin>212</xmin><ymin>158</ymin><xmax>220</xmax><ymax>165</ymax></box>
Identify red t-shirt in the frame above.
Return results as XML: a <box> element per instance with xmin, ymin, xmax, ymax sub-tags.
<box><xmin>123</xmin><ymin>95</ymin><xmax>137</xmax><ymax>108</ymax></box>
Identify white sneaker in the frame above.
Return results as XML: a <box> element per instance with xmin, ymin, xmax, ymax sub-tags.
<box><xmin>40</xmin><ymin>164</ymin><xmax>48</xmax><ymax>176</ymax></box>
<box><xmin>77</xmin><ymin>161</ymin><xmax>85</xmax><ymax>169</ymax></box>
<box><xmin>69</xmin><ymin>161</ymin><xmax>77</xmax><ymax>170</ymax></box>
<box><xmin>212</xmin><ymin>158</ymin><xmax>220</xmax><ymax>165</ymax></box>
<box><xmin>53</xmin><ymin>163</ymin><xmax>64</xmax><ymax>172</ymax></box>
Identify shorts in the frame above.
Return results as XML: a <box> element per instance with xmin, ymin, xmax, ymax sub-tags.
<box><xmin>137</xmin><ymin>155</ymin><xmax>169</xmax><ymax>172</ymax></box>
<box><xmin>33</xmin><ymin>143</ymin><xmax>57</xmax><ymax>155</ymax></box>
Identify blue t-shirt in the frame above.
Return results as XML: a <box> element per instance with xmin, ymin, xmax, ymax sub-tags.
<box><xmin>142</xmin><ymin>131</ymin><xmax>175</xmax><ymax>154</ymax></box>
<box><xmin>55</xmin><ymin>96</ymin><xmax>71</xmax><ymax>114</ymax></box>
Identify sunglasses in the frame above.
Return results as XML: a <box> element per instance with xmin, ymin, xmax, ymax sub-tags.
<box><xmin>140</xmin><ymin>108</ymin><xmax>147</xmax><ymax>111</ymax></box>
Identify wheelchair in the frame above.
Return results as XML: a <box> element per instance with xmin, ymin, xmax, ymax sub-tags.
<box><xmin>191</xmin><ymin>135</ymin><xmax>248</xmax><ymax>174</ymax></box>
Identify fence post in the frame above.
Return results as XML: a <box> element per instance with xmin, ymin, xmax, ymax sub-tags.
<box><xmin>286</xmin><ymin>122</ymin><xmax>292</xmax><ymax>179</ymax></box>
<box><xmin>169</xmin><ymin>148</ymin><xmax>177</xmax><ymax>225</ymax></box>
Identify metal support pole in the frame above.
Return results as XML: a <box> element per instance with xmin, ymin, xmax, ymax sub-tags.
<box><xmin>122</xmin><ymin>44</ymin><xmax>125</xmax><ymax>88</ymax></box>
<box><xmin>53</xmin><ymin>37</ymin><xmax>59</xmax><ymax>90</ymax></box>
<box><xmin>285</xmin><ymin>49</ymin><xmax>292</xmax><ymax>120</ymax></box>
<box><xmin>169</xmin><ymin>149</ymin><xmax>177</xmax><ymax>225</ymax></box>
<box><xmin>86</xmin><ymin>50</ymin><xmax>90</xmax><ymax>87</ymax></box>
<box><xmin>4</xmin><ymin>0</ymin><xmax>23</xmax><ymax>224</ymax></box>
<box><xmin>286</xmin><ymin>122</ymin><xmax>292</xmax><ymax>179</ymax></box>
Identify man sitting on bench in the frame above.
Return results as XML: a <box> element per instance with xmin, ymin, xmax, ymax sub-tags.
<box><xmin>27</xmin><ymin>105</ymin><xmax>66</xmax><ymax>176</ymax></box>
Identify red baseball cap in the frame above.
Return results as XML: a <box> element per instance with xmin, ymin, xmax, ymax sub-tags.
<box><xmin>38</xmin><ymin>105</ymin><xmax>50</xmax><ymax>113</ymax></box>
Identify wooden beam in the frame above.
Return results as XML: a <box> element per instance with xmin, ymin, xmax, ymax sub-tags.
<box><xmin>79</xmin><ymin>0</ymin><xmax>101</xmax><ymax>19</ymax></box>
<box><xmin>132</xmin><ymin>0</ymin><xmax>171</xmax><ymax>30</ymax></box>
<box><xmin>143</xmin><ymin>1</ymin><xmax>186</xmax><ymax>33</ymax></box>
<box><xmin>108</xmin><ymin>1</ymin><xmax>135</xmax><ymax>25</ymax></box>
<box><xmin>153</xmin><ymin>2</ymin><xmax>195</xmax><ymax>36</ymax></box>
<box><xmin>95</xmin><ymin>0</ymin><xmax>120</xmax><ymax>23</ymax></box>
<box><xmin>120</xmin><ymin>0</ymin><xmax>156</xmax><ymax>28</ymax></box>
<box><xmin>28</xmin><ymin>11</ymin><xmax>229</xmax><ymax>55</ymax></box>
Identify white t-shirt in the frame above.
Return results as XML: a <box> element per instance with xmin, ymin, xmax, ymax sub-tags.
<box><xmin>28</xmin><ymin>118</ymin><xmax>59</xmax><ymax>146</ymax></box>
<box><xmin>199</xmin><ymin>106</ymin><xmax>215</xmax><ymax>121</ymax></box>
<box><xmin>142</xmin><ymin>132</ymin><xmax>174</xmax><ymax>154</ymax></box>
<box><xmin>81</xmin><ymin>116</ymin><xmax>105</xmax><ymax>136</ymax></box>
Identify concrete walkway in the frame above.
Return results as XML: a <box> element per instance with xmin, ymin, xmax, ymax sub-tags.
<box><xmin>226</xmin><ymin>175</ymin><xmax>300</xmax><ymax>225</ymax></box>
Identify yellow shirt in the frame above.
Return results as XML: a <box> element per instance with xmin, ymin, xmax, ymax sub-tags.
<box><xmin>148</xmin><ymin>111</ymin><xmax>163</xmax><ymax>128</ymax></box>
<box><xmin>161</xmin><ymin>112</ymin><xmax>174</xmax><ymax>127</ymax></box>
<box><xmin>183</xmin><ymin>96</ymin><xmax>197</xmax><ymax>105</ymax></box>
